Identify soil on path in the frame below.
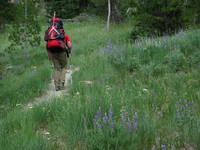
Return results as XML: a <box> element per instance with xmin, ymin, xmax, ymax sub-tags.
<box><xmin>25</xmin><ymin>66</ymin><xmax>79</xmax><ymax>109</ymax></box>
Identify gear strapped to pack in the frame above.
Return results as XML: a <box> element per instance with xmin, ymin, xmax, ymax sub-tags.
<box><xmin>44</xmin><ymin>12</ymin><xmax>65</xmax><ymax>50</ymax></box>
<box><xmin>46</xmin><ymin>17</ymin><xmax>64</xmax><ymax>40</ymax></box>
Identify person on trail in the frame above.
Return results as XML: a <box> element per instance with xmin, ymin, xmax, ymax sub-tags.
<box><xmin>44</xmin><ymin>15</ymin><xmax>72</xmax><ymax>91</ymax></box>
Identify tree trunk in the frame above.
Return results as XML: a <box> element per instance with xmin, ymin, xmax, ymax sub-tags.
<box><xmin>107</xmin><ymin>0</ymin><xmax>111</xmax><ymax>31</ymax></box>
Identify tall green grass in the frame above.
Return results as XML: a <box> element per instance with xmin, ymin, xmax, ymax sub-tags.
<box><xmin>1</xmin><ymin>21</ymin><xmax>200</xmax><ymax>150</ymax></box>
<box><xmin>42</xmin><ymin>28</ymin><xmax>200</xmax><ymax>149</ymax></box>
<box><xmin>0</xmin><ymin>45</ymin><xmax>52</xmax><ymax>118</ymax></box>
<box><xmin>0</xmin><ymin>28</ymin><xmax>53</xmax><ymax>149</ymax></box>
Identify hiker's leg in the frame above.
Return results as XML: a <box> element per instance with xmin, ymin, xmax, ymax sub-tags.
<box><xmin>51</xmin><ymin>52</ymin><xmax>62</xmax><ymax>90</ymax></box>
<box><xmin>54</xmin><ymin>69</ymin><xmax>62</xmax><ymax>90</ymax></box>
<box><xmin>59</xmin><ymin>51</ymin><xmax>67</xmax><ymax>88</ymax></box>
<box><xmin>47</xmin><ymin>50</ymin><xmax>53</xmax><ymax>60</ymax></box>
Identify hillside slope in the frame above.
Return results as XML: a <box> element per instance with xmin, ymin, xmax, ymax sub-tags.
<box><xmin>0</xmin><ymin>22</ymin><xmax>200</xmax><ymax>150</ymax></box>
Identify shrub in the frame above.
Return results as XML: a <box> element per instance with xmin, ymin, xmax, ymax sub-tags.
<box><xmin>130</xmin><ymin>26</ymin><xmax>150</xmax><ymax>40</ymax></box>
<box><xmin>164</xmin><ymin>50</ymin><xmax>187</xmax><ymax>72</ymax></box>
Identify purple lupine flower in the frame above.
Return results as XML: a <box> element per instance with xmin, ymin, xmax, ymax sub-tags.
<box><xmin>134</xmin><ymin>112</ymin><xmax>138</xmax><ymax>121</ymax></box>
<box><xmin>93</xmin><ymin>107</ymin><xmax>102</xmax><ymax>128</ymax></box>
<box><xmin>109</xmin><ymin>121</ymin><xmax>115</xmax><ymax>128</ymax></box>
<box><xmin>187</xmin><ymin>101</ymin><xmax>194</xmax><ymax>106</ymax></box>
<box><xmin>103</xmin><ymin>114</ymin><xmax>109</xmax><ymax>125</ymax></box>
<box><xmin>95</xmin><ymin>107</ymin><xmax>102</xmax><ymax>121</ymax></box>
<box><xmin>96</xmin><ymin>122</ymin><xmax>102</xmax><ymax>129</ymax></box>
<box><xmin>127</xmin><ymin>119</ymin><xmax>132</xmax><ymax>131</ymax></box>
<box><xmin>133</xmin><ymin>121</ymin><xmax>138</xmax><ymax>129</ymax></box>
<box><xmin>120</xmin><ymin>108</ymin><xmax>128</xmax><ymax>123</ymax></box>
<box><xmin>161</xmin><ymin>144</ymin><xmax>167</xmax><ymax>150</ymax></box>
<box><xmin>133</xmin><ymin>112</ymin><xmax>138</xmax><ymax>129</ymax></box>
<box><xmin>108</xmin><ymin>106</ymin><xmax>113</xmax><ymax>120</ymax></box>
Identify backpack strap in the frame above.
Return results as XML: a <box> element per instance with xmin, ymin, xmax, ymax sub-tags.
<box><xmin>48</xmin><ymin>26</ymin><xmax>60</xmax><ymax>35</ymax></box>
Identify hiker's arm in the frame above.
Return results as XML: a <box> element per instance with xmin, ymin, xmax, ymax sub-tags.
<box><xmin>67</xmin><ymin>41</ymin><xmax>72</xmax><ymax>49</ymax></box>
<box><xmin>64</xmin><ymin>34</ymin><xmax>72</xmax><ymax>51</ymax></box>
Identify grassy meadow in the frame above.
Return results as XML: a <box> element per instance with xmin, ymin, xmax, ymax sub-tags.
<box><xmin>0</xmin><ymin>20</ymin><xmax>200</xmax><ymax>150</ymax></box>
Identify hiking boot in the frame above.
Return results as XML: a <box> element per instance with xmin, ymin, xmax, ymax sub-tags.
<box><xmin>60</xmin><ymin>82</ymin><xmax>65</xmax><ymax>90</ymax></box>
<box><xmin>60</xmin><ymin>85</ymin><xmax>65</xmax><ymax>91</ymax></box>
<box><xmin>59</xmin><ymin>82</ymin><xmax>65</xmax><ymax>90</ymax></box>
<box><xmin>55</xmin><ymin>86</ymin><xmax>61</xmax><ymax>91</ymax></box>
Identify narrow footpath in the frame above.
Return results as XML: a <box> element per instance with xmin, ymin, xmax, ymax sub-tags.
<box><xmin>25</xmin><ymin>65</ymin><xmax>79</xmax><ymax>109</ymax></box>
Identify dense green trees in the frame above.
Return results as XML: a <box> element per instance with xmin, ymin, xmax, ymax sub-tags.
<box><xmin>1</xmin><ymin>0</ymin><xmax>199</xmax><ymax>38</ymax></box>
<box><xmin>45</xmin><ymin>0</ymin><xmax>88</xmax><ymax>18</ymax></box>
<box><xmin>132</xmin><ymin>0</ymin><xmax>200</xmax><ymax>34</ymax></box>
<box><xmin>0</xmin><ymin>0</ymin><xmax>17</xmax><ymax>30</ymax></box>
<box><xmin>44</xmin><ymin>0</ymin><xmax>122</xmax><ymax>22</ymax></box>
<box><xmin>131</xmin><ymin>0</ymin><xmax>187</xmax><ymax>35</ymax></box>
<box><xmin>44</xmin><ymin>0</ymin><xmax>199</xmax><ymax>36</ymax></box>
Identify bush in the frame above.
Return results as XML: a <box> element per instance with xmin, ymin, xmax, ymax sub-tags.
<box><xmin>130</xmin><ymin>26</ymin><xmax>150</xmax><ymax>40</ymax></box>
<box><xmin>164</xmin><ymin>50</ymin><xmax>187</xmax><ymax>72</ymax></box>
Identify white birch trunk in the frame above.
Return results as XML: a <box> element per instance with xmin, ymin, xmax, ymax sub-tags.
<box><xmin>107</xmin><ymin>0</ymin><xmax>111</xmax><ymax>31</ymax></box>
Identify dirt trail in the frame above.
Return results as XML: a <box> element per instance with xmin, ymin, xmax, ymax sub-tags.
<box><xmin>25</xmin><ymin>66</ymin><xmax>79</xmax><ymax>109</ymax></box>
<box><xmin>22</xmin><ymin>66</ymin><xmax>79</xmax><ymax>149</ymax></box>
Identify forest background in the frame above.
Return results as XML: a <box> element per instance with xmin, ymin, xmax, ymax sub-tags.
<box><xmin>1</xmin><ymin>0</ymin><xmax>200</xmax><ymax>38</ymax></box>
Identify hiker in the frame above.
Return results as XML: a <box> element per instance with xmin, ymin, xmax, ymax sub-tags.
<box><xmin>44</xmin><ymin>15</ymin><xmax>72</xmax><ymax>91</ymax></box>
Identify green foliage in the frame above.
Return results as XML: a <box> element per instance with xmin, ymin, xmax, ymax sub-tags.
<box><xmin>0</xmin><ymin>0</ymin><xmax>17</xmax><ymax>30</ymax></box>
<box><xmin>0</xmin><ymin>46</ymin><xmax>51</xmax><ymax>118</ymax></box>
<box><xmin>0</xmin><ymin>39</ymin><xmax>52</xmax><ymax>149</ymax></box>
<box><xmin>45</xmin><ymin>0</ymin><xmax>84</xmax><ymax>18</ymax></box>
<box><xmin>33</xmin><ymin>23</ymin><xmax>200</xmax><ymax>150</ymax></box>
<box><xmin>130</xmin><ymin>26</ymin><xmax>150</xmax><ymax>40</ymax></box>
<box><xmin>0</xmin><ymin>110</ymin><xmax>55</xmax><ymax>150</ymax></box>
<box><xmin>5</xmin><ymin>0</ymin><xmax>41</xmax><ymax>60</ymax></box>
<box><xmin>1</xmin><ymin>19</ymin><xmax>200</xmax><ymax>150</ymax></box>
<box><xmin>129</xmin><ymin>0</ymin><xmax>185</xmax><ymax>35</ymax></box>
<box><xmin>165</xmin><ymin>50</ymin><xmax>187</xmax><ymax>72</ymax></box>
<box><xmin>110</xmin><ymin>30</ymin><xmax>200</xmax><ymax>75</ymax></box>
<box><xmin>126</xmin><ymin>0</ymin><xmax>200</xmax><ymax>39</ymax></box>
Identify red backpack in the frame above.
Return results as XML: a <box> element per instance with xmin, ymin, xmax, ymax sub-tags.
<box><xmin>44</xmin><ymin>17</ymin><xmax>65</xmax><ymax>50</ymax></box>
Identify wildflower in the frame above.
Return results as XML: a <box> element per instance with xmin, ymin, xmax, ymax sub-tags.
<box><xmin>120</xmin><ymin>108</ymin><xmax>128</xmax><ymax>123</ymax></box>
<box><xmin>161</xmin><ymin>144</ymin><xmax>167</xmax><ymax>150</ymax></box>
<box><xmin>103</xmin><ymin>113</ymin><xmax>109</xmax><ymax>125</ymax></box>
<box><xmin>133</xmin><ymin>112</ymin><xmax>138</xmax><ymax>129</ymax></box>
<box><xmin>134</xmin><ymin>112</ymin><xmax>138</xmax><ymax>121</ymax></box>
<box><xmin>44</xmin><ymin>131</ymin><xmax>50</xmax><ymax>135</ymax></box>
<box><xmin>94</xmin><ymin>107</ymin><xmax>102</xmax><ymax>121</ymax></box>
<box><xmin>187</xmin><ymin>101</ymin><xmax>194</xmax><ymax>106</ymax></box>
<box><xmin>143</xmin><ymin>88</ymin><xmax>148</xmax><ymax>92</ymax></box>
<box><xmin>108</xmin><ymin>105</ymin><xmax>113</xmax><ymax>119</ymax></box>
<box><xmin>96</xmin><ymin>122</ymin><xmax>102</xmax><ymax>129</ymax></box>
<box><xmin>93</xmin><ymin>107</ymin><xmax>102</xmax><ymax>128</ymax></box>
<box><xmin>127</xmin><ymin>119</ymin><xmax>132</xmax><ymax>131</ymax></box>
<box><xmin>110</xmin><ymin>122</ymin><xmax>115</xmax><ymax>128</ymax></box>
